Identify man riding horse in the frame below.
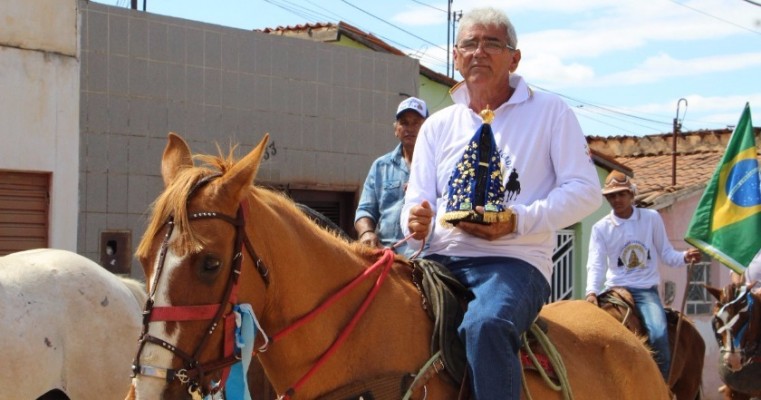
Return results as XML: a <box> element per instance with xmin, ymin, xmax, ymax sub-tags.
<box><xmin>585</xmin><ymin>171</ymin><xmax>701</xmax><ymax>381</ymax></box>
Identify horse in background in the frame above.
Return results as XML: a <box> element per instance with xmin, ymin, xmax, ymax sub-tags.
<box><xmin>126</xmin><ymin>132</ymin><xmax>673</xmax><ymax>400</ymax></box>
<box><xmin>706</xmin><ymin>282</ymin><xmax>761</xmax><ymax>400</ymax></box>
<box><xmin>597</xmin><ymin>288</ymin><xmax>705</xmax><ymax>399</ymax></box>
<box><xmin>0</xmin><ymin>248</ymin><xmax>146</xmax><ymax>400</ymax></box>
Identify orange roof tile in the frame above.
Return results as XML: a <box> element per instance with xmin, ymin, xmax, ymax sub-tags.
<box><xmin>258</xmin><ymin>22</ymin><xmax>457</xmax><ymax>87</ymax></box>
<box><xmin>587</xmin><ymin>128</ymin><xmax>761</xmax><ymax>209</ymax></box>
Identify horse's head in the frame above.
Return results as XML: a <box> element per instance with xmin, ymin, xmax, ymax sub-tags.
<box><xmin>706</xmin><ymin>282</ymin><xmax>759</xmax><ymax>372</ymax></box>
<box><xmin>129</xmin><ymin>133</ymin><xmax>272</xmax><ymax>399</ymax></box>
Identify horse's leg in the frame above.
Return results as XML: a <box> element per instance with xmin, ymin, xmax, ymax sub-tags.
<box><xmin>669</xmin><ymin>347</ymin><xmax>701</xmax><ymax>400</ymax></box>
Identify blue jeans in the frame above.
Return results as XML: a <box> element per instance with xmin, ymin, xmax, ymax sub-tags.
<box><xmin>426</xmin><ymin>255</ymin><xmax>551</xmax><ymax>400</ymax></box>
<box><xmin>628</xmin><ymin>286</ymin><xmax>671</xmax><ymax>381</ymax></box>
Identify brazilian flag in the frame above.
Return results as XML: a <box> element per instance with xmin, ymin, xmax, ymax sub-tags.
<box><xmin>685</xmin><ymin>103</ymin><xmax>761</xmax><ymax>273</ymax></box>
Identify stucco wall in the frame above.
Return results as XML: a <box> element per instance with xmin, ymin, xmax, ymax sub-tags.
<box><xmin>0</xmin><ymin>0</ymin><xmax>80</xmax><ymax>251</ymax></box>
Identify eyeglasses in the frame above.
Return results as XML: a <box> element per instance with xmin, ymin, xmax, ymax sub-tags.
<box><xmin>456</xmin><ymin>39</ymin><xmax>515</xmax><ymax>55</ymax></box>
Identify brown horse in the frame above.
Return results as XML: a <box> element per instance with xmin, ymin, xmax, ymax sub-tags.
<box><xmin>125</xmin><ymin>133</ymin><xmax>672</xmax><ymax>400</ymax></box>
<box><xmin>706</xmin><ymin>282</ymin><xmax>761</xmax><ymax>400</ymax></box>
<box><xmin>598</xmin><ymin>288</ymin><xmax>705</xmax><ymax>399</ymax></box>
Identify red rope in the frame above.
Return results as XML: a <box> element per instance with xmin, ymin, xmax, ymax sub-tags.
<box><xmin>274</xmin><ymin>248</ymin><xmax>396</xmax><ymax>399</ymax></box>
<box><xmin>392</xmin><ymin>233</ymin><xmax>425</xmax><ymax>260</ymax></box>
<box><xmin>271</xmin><ymin>249</ymin><xmax>394</xmax><ymax>341</ymax></box>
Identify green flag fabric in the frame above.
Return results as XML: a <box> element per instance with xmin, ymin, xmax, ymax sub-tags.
<box><xmin>685</xmin><ymin>103</ymin><xmax>761</xmax><ymax>273</ymax></box>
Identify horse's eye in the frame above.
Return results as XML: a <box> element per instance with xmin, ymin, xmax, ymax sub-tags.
<box><xmin>203</xmin><ymin>257</ymin><xmax>222</xmax><ymax>271</ymax></box>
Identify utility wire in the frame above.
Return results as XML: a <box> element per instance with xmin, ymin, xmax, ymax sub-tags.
<box><xmin>267</xmin><ymin>0</ymin><xmax>449</xmax><ymax>65</ymax></box>
<box><xmin>262</xmin><ymin>0</ymin><xmax>323</xmax><ymax>23</ymax></box>
<box><xmin>304</xmin><ymin>0</ymin><xmax>351</xmax><ymax>22</ymax></box>
<box><xmin>532</xmin><ymin>85</ymin><xmax>671</xmax><ymax>126</ymax></box>
<box><xmin>574</xmin><ymin>105</ymin><xmax>667</xmax><ymax>134</ymax></box>
<box><xmin>411</xmin><ymin>0</ymin><xmax>448</xmax><ymax>13</ymax></box>
<box><xmin>574</xmin><ymin>109</ymin><xmax>649</xmax><ymax>135</ymax></box>
<box><xmin>264</xmin><ymin>0</ymin><xmax>684</xmax><ymax>134</ymax></box>
<box><xmin>668</xmin><ymin>0</ymin><xmax>761</xmax><ymax>35</ymax></box>
<box><xmin>340</xmin><ymin>0</ymin><xmax>447</xmax><ymax>52</ymax></box>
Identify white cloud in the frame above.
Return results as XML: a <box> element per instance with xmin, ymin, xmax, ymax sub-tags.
<box><xmin>518</xmin><ymin>53</ymin><xmax>595</xmax><ymax>86</ymax></box>
<box><xmin>607</xmin><ymin>93</ymin><xmax>761</xmax><ymax>132</ymax></box>
<box><xmin>391</xmin><ymin>6</ymin><xmax>446</xmax><ymax>27</ymax></box>
<box><xmin>593</xmin><ymin>52</ymin><xmax>761</xmax><ymax>86</ymax></box>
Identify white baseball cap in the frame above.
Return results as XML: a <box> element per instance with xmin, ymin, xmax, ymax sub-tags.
<box><xmin>396</xmin><ymin>97</ymin><xmax>428</xmax><ymax>119</ymax></box>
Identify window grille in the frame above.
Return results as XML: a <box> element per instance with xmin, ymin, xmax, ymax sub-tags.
<box><xmin>686</xmin><ymin>260</ymin><xmax>712</xmax><ymax>315</ymax></box>
<box><xmin>550</xmin><ymin>229</ymin><xmax>575</xmax><ymax>302</ymax></box>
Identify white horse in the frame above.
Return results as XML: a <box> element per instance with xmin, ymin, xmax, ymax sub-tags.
<box><xmin>0</xmin><ymin>248</ymin><xmax>146</xmax><ymax>400</ymax></box>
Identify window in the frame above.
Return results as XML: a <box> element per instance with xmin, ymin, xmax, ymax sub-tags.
<box><xmin>686</xmin><ymin>260</ymin><xmax>712</xmax><ymax>315</ymax></box>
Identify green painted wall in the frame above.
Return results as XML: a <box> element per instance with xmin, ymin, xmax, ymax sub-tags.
<box><xmin>420</xmin><ymin>74</ymin><xmax>454</xmax><ymax>114</ymax></box>
<box><xmin>573</xmin><ymin>165</ymin><xmax>613</xmax><ymax>299</ymax></box>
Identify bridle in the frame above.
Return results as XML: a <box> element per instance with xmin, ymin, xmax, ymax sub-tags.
<box><xmin>713</xmin><ymin>285</ymin><xmax>756</xmax><ymax>363</ymax></box>
<box><xmin>131</xmin><ymin>174</ymin><xmax>269</xmax><ymax>398</ymax></box>
<box><xmin>131</xmin><ymin>173</ymin><xmax>398</xmax><ymax>399</ymax></box>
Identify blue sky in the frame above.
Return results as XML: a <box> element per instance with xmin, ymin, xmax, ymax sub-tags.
<box><xmin>95</xmin><ymin>0</ymin><xmax>761</xmax><ymax>137</ymax></box>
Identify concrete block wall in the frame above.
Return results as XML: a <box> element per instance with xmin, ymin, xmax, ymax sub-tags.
<box><xmin>79</xmin><ymin>1</ymin><xmax>420</xmax><ymax>277</ymax></box>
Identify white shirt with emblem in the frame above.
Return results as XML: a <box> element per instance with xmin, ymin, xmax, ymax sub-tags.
<box><xmin>585</xmin><ymin>207</ymin><xmax>688</xmax><ymax>295</ymax></box>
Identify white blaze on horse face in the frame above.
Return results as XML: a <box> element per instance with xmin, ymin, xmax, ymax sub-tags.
<box><xmin>135</xmin><ymin>236</ymin><xmax>186</xmax><ymax>399</ymax></box>
<box><xmin>716</xmin><ymin>290</ymin><xmax>750</xmax><ymax>371</ymax></box>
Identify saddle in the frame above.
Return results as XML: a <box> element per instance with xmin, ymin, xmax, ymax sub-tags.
<box><xmin>411</xmin><ymin>258</ymin><xmax>473</xmax><ymax>385</ymax></box>
<box><xmin>410</xmin><ymin>259</ymin><xmax>557</xmax><ymax>387</ymax></box>
<box><xmin>600</xmin><ymin>287</ymin><xmax>684</xmax><ymax>339</ymax></box>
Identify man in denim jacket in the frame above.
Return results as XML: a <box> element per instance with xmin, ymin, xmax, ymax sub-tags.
<box><xmin>354</xmin><ymin>97</ymin><xmax>427</xmax><ymax>257</ymax></box>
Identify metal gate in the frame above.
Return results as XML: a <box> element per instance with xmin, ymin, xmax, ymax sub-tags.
<box><xmin>550</xmin><ymin>229</ymin><xmax>575</xmax><ymax>302</ymax></box>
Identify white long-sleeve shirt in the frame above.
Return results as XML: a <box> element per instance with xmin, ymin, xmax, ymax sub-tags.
<box><xmin>401</xmin><ymin>74</ymin><xmax>602</xmax><ymax>282</ymax></box>
<box><xmin>585</xmin><ymin>207</ymin><xmax>688</xmax><ymax>294</ymax></box>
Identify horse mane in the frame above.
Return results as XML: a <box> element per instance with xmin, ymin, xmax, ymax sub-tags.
<box><xmin>245</xmin><ymin>184</ymin><xmax>378</xmax><ymax>259</ymax></box>
<box><xmin>136</xmin><ymin>151</ymin><xmax>241</xmax><ymax>260</ymax></box>
<box><xmin>136</xmin><ymin>148</ymin><xmax>378</xmax><ymax>262</ymax></box>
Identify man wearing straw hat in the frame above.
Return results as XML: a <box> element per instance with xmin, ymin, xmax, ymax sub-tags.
<box><xmin>585</xmin><ymin>170</ymin><xmax>701</xmax><ymax>381</ymax></box>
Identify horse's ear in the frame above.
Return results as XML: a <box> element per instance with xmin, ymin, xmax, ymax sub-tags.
<box><xmin>704</xmin><ymin>284</ymin><xmax>723</xmax><ymax>302</ymax></box>
<box><xmin>216</xmin><ymin>134</ymin><xmax>270</xmax><ymax>201</ymax></box>
<box><xmin>161</xmin><ymin>132</ymin><xmax>193</xmax><ymax>187</ymax></box>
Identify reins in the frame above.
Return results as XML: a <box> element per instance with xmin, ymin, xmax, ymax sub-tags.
<box><xmin>715</xmin><ymin>285</ymin><xmax>761</xmax><ymax>367</ymax></box>
<box><xmin>270</xmin><ymin>248</ymin><xmax>396</xmax><ymax>400</ymax></box>
<box><xmin>134</xmin><ymin>171</ymin><xmax>402</xmax><ymax>398</ymax></box>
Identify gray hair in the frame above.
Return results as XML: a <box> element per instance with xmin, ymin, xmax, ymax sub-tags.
<box><xmin>457</xmin><ymin>7</ymin><xmax>517</xmax><ymax>49</ymax></box>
